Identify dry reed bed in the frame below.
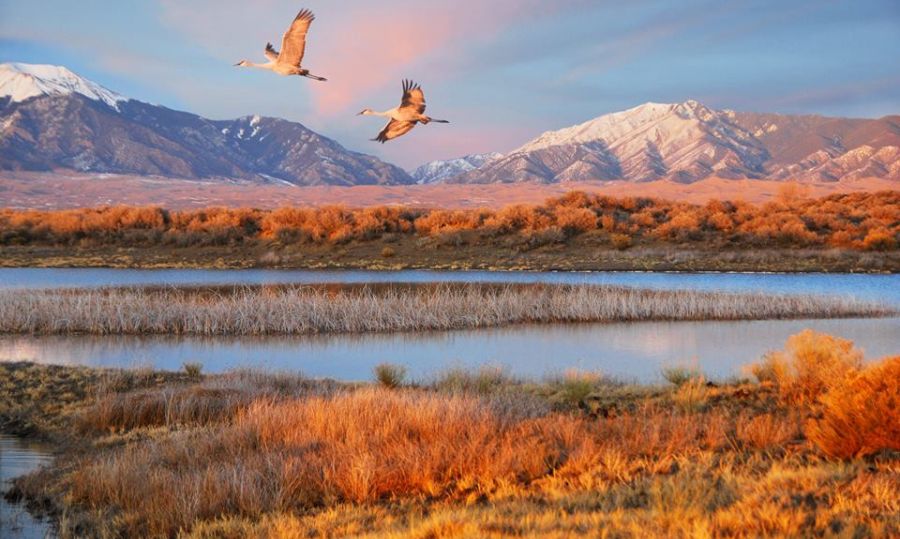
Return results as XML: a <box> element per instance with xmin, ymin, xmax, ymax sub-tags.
<box><xmin>0</xmin><ymin>283</ymin><xmax>891</xmax><ymax>336</ymax></box>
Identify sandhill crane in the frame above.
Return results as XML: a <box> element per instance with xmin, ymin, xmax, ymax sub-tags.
<box><xmin>359</xmin><ymin>80</ymin><xmax>449</xmax><ymax>143</ymax></box>
<box><xmin>235</xmin><ymin>9</ymin><xmax>327</xmax><ymax>81</ymax></box>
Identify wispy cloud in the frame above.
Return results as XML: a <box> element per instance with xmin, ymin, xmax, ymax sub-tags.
<box><xmin>155</xmin><ymin>0</ymin><xmax>591</xmax><ymax>115</ymax></box>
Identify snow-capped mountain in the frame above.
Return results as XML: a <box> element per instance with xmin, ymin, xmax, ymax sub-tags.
<box><xmin>0</xmin><ymin>63</ymin><xmax>413</xmax><ymax>186</ymax></box>
<box><xmin>0</xmin><ymin>63</ymin><xmax>126</xmax><ymax>110</ymax></box>
<box><xmin>452</xmin><ymin>100</ymin><xmax>899</xmax><ymax>184</ymax></box>
<box><xmin>411</xmin><ymin>152</ymin><xmax>502</xmax><ymax>184</ymax></box>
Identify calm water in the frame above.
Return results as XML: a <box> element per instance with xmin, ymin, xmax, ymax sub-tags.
<box><xmin>0</xmin><ymin>269</ymin><xmax>897</xmax><ymax>382</ymax></box>
<box><xmin>1</xmin><ymin>268</ymin><xmax>899</xmax><ymax>305</ymax></box>
<box><xmin>0</xmin><ymin>435</ymin><xmax>53</xmax><ymax>539</ymax></box>
<box><xmin>2</xmin><ymin>318</ymin><xmax>897</xmax><ymax>383</ymax></box>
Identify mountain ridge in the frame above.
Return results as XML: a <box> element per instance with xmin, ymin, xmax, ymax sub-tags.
<box><xmin>0</xmin><ymin>62</ymin><xmax>413</xmax><ymax>186</ymax></box>
<box><xmin>411</xmin><ymin>152</ymin><xmax>503</xmax><ymax>184</ymax></box>
<box><xmin>450</xmin><ymin>101</ymin><xmax>899</xmax><ymax>184</ymax></box>
<box><xmin>2</xmin><ymin>63</ymin><xmax>897</xmax><ymax>187</ymax></box>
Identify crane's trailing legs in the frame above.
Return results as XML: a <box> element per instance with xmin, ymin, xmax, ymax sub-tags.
<box><xmin>235</xmin><ymin>8</ymin><xmax>327</xmax><ymax>82</ymax></box>
<box><xmin>358</xmin><ymin>79</ymin><xmax>450</xmax><ymax>143</ymax></box>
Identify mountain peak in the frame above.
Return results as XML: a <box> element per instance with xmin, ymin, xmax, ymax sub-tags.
<box><xmin>513</xmin><ymin>99</ymin><xmax>723</xmax><ymax>155</ymax></box>
<box><xmin>0</xmin><ymin>62</ymin><xmax>126</xmax><ymax>109</ymax></box>
<box><xmin>411</xmin><ymin>152</ymin><xmax>503</xmax><ymax>184</ymax></box>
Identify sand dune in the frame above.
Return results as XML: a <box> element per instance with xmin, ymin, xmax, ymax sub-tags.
<box><xmin>0</xmin><ymin>172</ymin><xmax>895</xmax><ymax>209</ymax></box>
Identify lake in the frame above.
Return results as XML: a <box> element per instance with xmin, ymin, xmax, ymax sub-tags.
<box><xmin>1</xmin><ymin>269</ymin><xmax>897</xmax><ymax>382</ymax></box>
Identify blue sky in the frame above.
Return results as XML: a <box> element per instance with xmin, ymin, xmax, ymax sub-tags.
<box><xmin>1</xmin><ymin>0</ymin><xmax>898</xmax><ymax>169</ymax></box>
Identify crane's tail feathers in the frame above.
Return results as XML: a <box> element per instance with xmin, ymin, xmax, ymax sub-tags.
<box><xmin>303</xmin><ymin>73</ymin><xmax>328</xmax><ymax>82</ymax></box>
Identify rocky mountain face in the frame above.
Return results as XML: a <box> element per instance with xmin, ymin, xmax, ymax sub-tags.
<box><xmin>0</xmin><ymin>63</ymin><xmax>413</xmax><ymax>186</ymax></box>
<box><xmin>410</xmin><ymin>152</ymin><xmax>502</xmax><ymax>184</ymax></box>
<box><xmin>451</xmin><ymin>101</ymin><xmax>899</xmax><ymax>184</ymax></box>
<box><xmin>3</xmin><ymin>63</ymin><xmax>897</xmax><ymax>187</ymax></box>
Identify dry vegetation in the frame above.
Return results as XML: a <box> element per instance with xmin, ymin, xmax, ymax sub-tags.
<box><xmin>2</xmin><ymin>331</ymin><xmax>898</xmax><ymax>538</ymax></box>
<box><xmin>0</xmin><ymin>283</ymin><xmax>889</xmax><ymax>336</ymax></box>
<box><xmin>1</xmin><ymin>190</ymin><xmax>898</xmax><ymax>272</ymax></box>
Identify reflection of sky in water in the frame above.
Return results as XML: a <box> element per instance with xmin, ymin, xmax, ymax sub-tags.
<box><xmin>1</xmin><ymin>268</ymin><xmax>899</xmax><ymax>306</ymax></box>
<box><xmin>0</xmin><ymin>435</ymin><xmax>53</xmax><ymax>539</ymax></box>
<box><xmin>2</xmin><ymin>318</ymin><xmax>897</xmax><ymax>383</ymax></box>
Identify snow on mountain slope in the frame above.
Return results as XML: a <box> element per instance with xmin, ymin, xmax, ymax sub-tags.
<box><xmin>411</xmin><ymin>152</ymin><xmax>503</xmax><ymax>184</ymax></box>
<box><xmin>0</xmin><ymin>63</ymin><xmax>413</xmax><ymax>185</ymax></box>
<box><xmin>455</xmin><ymin>100</ymin><xmax>770</xmax><ymax>184</ymax></box>
<box><xmin>0</xmin><ymin>63</ymin><xmax>126</xmax><ymax>110</ymax></box>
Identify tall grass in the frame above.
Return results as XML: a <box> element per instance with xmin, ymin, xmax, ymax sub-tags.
<box><xmin>61</xmin><ymin>390</ymin><xmax>732</xmax><ymax>536</ymax></box>
<box><xmin>0</xmin><ymin>283</ymin><xmax>889</xmax><ymax>336</ymax></box>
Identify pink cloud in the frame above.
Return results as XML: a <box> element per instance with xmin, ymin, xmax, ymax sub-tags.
<box><xmin>156</xmin><ymin>0</ymin><xmax>586</xmax><ymax>116</ymax></box>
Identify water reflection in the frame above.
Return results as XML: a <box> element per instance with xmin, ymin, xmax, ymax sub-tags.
<box><xmin>1</xmin><ymin>268</ymin><xmax>898</xmax><ymax>305</ymax></box>
<box><xmin>0</xmin><ymin>435</ymin><xmax>53</xmax><ymax>539</ymax></box>
<box><xmin>2</xmin><ymin>318</ymin><xmax>897</xmax><ymax>382</ymax></box>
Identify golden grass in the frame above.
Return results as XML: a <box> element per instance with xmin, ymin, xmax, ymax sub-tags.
<box><xmin>3</xmin><ymin>330</ymin><xmax>899</xmax><ymax>538</ymax></box>
<box><xmin>0</xmin><ymin>283</ymin><xmax>890</xmax><ymax>336</ymax></box>
<box><xmin>735</xmin><ymin>412</ymin><xmax>801</xmax><ymax>451</ymax></box>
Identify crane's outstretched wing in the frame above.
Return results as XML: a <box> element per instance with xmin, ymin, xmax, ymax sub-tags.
<box><xmin>399</xmin><ymin>79</ymin><xmax>426</xmax><ymax>114</ymax></box>
<box><xmin>278</xmin><ymin>9</ymin><xmax>314</xmax><ymax>67</ymax></box>
<box><xmin>373</xmin><ymin>119</ymin><xmax>417</xmax><ymax>143</ymax></box>
<box><xmin>264</xmin><ymin>43</ymin><xmax>279</xmax><ymax>62</ymax></box>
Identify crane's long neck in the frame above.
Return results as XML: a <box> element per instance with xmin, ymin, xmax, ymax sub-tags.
<box><xmin>240</xmin><ymin>61</ymin><xmax>274</xmax><ymax>69</ymax></box>
<box><xmin>370</xmin><ymin>110</ymin><xmax>393</xmax><ymax>117</ymax></box>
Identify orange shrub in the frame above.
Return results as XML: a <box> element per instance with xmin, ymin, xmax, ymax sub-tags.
<box><xmin>414</xmin><ymin>209</ymin><xmax>487</xmax><ymax>236</ymax></box>
<box><xmin>553</xmin><ymin>206</ymin><xmax>597</xmax><ymax>236</ymax></box>
<box><xmin>707</xmin><ymin>211</ymin><xmax>734</xmax><ymax>232</ymax></box>
<box><xmin>611</xmin><ymin>233</ymin><xmax>632</xmax><ymax>250</ymax></box>
<box><xmin>655</xmin><ymin>210</ymin><xmax>702</xmax><ymax>241</ymax></box>
<box><xmin>1</xmin><ymin>191</ymin><xmax>897</xmax><ymax>250</ymax></box>
<box><xmin>862</xmin><ymin>228</ymin><xmax>896</xmax><ymax>251</ymax></box>
<box><xmin>806</xmin><ymin>356</ymin><xmax>900</xmax><ymax>459</ymax></box>
<box><xmin>828</xmin><ymin>230</ymin><xmax>857</xmax><ymax>249</ymax></box>
<box><xmin>758</xmin><ymin>330</ymin><xmax>863</xmax><ymax>406</ymax></box>
<box><xmin>484</xmin><ymin>204</ymin><xmax>552</xmax><ymax>233</ymax></box>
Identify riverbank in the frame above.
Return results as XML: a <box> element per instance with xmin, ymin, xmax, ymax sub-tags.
<box><xmin>0</xmin><ymin>283</ymin><xmax>891</xmax><ymax>336</ymax></box>
<box><xmin>2</xmin><ymin>191</ymin><xmax>898</xmax><ymax>273</ymax></box>
<box><xmin>2</xmin><ymin>330</ymin><xmax>898</xmax><ymax>538</ymax></box>
<box><xmin>2</xmin><ymin>243</ymin><xmax>898</xmax><ymax>273</ymax></box>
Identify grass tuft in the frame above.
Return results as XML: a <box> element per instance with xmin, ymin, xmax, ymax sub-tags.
<box><xmin>182</xmin><ymin>362</ymin><xmax>203</xmax><ymax>379</ymax></box>
<box><xmin>662</xmin><ymin>365</ymin><xmax>703</xmax><ymax>387</ymax></box>
<box><xmin>373</xmin><ymin>363</ymin><xmax>407</xmax><ymax>389</ymax></box>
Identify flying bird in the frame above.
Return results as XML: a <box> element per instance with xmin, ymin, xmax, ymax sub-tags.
<box><xmin>235</xmin><ymin>9</ymin><xmax>327</xmax><ymax>81</ymax></box>
<box><xmin>359</xmin><ymin>80</ymin><xmax>449</xmax><ymax>143</ymax></box>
